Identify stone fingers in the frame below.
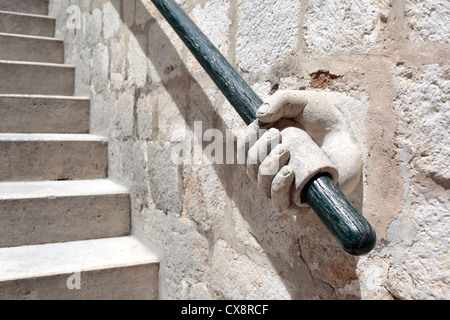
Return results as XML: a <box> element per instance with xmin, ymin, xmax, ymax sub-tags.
<box><xmin>257</xmin><ymin>144</ymin><xmax>290</xmax><ymax>197</ymax></box>
<box><xmin>236</xmin><ymin>120</ymin><xmax>271</xmax><ymax>165</ymax></box>
<box><xmin>271</xmin><ymin>166</ymin><xmax>295</xmax><ymax>212</ymax></box>
<box><xmin>246</xmin><ymin>128</ymin><xmax>281</xmax><ymax>183</ymax></box>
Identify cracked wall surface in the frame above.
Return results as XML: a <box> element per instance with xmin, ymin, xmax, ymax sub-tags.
<box><xmin>49</xmin><ymin>0</ymin><xmax>449</xmax><ymax>299</ymax></box>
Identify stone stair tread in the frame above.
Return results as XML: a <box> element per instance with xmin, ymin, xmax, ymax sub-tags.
<box><xmin>0</xmin><ymin>179</ymin><xmax>131</xmax><ymax>248</ymax></box>
<box><xmin>0</xmin><ymin>10</ymin><xmax>55</xmax><ymax>37</ymax></box>
<box><xmin>0</xmin><ymin>9</ymin><xmax>52</xmax><ymax>20</ymax></box>
<box><xmin>0</xmin><ymin>93</ymin><xmax>89</xmax><ymax>100</ymax></box>
<box><xmin>0</xmin><ymin>179</ymin><xmax>128</xmax><ymax>200</ymax></box>
<box><xmin>0</xmin><ymin>31</ymin><xmax>60</xmax><ymax>41</ymax></box>
<box><xmin>0</xmin><ymin>33</ymin><xmax>63</xmax><ymax>63</ymax></box>
<box><xmin>0</xmin><ymin>133</ymin><xmax>107</xmax><ymax>142</ymax></box>
<box><xmin>0</xmin><ymin>94</ymin><xmax>90</xmax><ymax>134</ymax></box>
<box><xmin>0</xmin><ymin>0</ymin><xmax>159</xmax><ymax>300</ymax></box>
<box><xmin>0</xmin><ymin>236</ymin><xmax>158</xmax><ymax>281</ymax></box>
<box><xmin>0</xmin><ymin>60</ymin><xmax>74</xmax><ymax>96</ymax></box>
<box><xmin>0</xmin><ymin>59</ymin><xmax>72</xmax><ymax>67</ymax></box>
<box><xmin>0</xmin><ymin>133</ymin><xmax>108</xmax><ymax>182</ymax></box>
<box><xmin>0</xmin><ymin>0</ymin><xmax>49</xmax><ymax>16</ymax></box>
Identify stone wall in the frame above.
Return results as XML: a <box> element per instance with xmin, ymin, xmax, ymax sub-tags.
<box><xmin>49</xmin><ymin>0</ymin><xmax>449</xmax><ymax>299</ymax></box>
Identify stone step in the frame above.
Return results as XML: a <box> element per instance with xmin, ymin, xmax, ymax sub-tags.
<box><xmin>0</xmin><ymin>236</ymin><xmax>159</xmax><ymax>299</ymax></box>
<box><xmin>0</xmin><ymin>0</ymin><xmax>49</xmax><ymax>16</ymax></box>
<box><xmin>0</xmin><ymin>179</ymin><xmax>131</xmax><ymax>248</ymax></box>
<box><xmin>0</xmin><ymin>10</ymin><xmax>55</xmax><ymax>37</ymax></box>
<box><xmin>0</xmin><ymin>94</ymin><xmax>90</xmax><ymax>133</ymax></box>
<box><xmin>0</xmin><ymin>33</ymin><xmax>63</xmax><ymax>63</ymax></box>
<box><xmin>0</xmin><ymin>60</ymin><xmax>74</xmax><ymax>96</ymax></box>
<box><xmin>0</xmin><ymin>133</ymin><xmax>108</xmax><ymax>181</ymax></box>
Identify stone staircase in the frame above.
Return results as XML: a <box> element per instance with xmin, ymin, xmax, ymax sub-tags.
<box><xmin>0</xmin><ymin>0</ymin><xmax>159</xmax><ymax>299</ymax></box>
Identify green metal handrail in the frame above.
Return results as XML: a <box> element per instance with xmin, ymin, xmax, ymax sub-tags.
<box><xmin>150</xmin><ymin>0</ymin><xmax>376</xmax><ymax>256</ymax></box>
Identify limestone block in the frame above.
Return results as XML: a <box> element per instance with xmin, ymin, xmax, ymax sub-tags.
<box><xmin>386</xmin><ymin>191</ymin><xmax>450</xmax><ymax>299</ymax></box>
<box><xmin>235</xmin><ymin>0</ymin><xmax>301</xmax><ymax>74</ymax></box>
<box><xmin>123</xmin><ymin>0</ymin><xmax>136</xmax><ymax>27</ymax></box>
<box><xmin>192</xmin><ymin>0</ymin><xmax>231</xmax><ymax>57</ymax></box>
<box><xmin>210</xmin><ymin>239</ymin><xmax>293</xmax><ymax>299</ymax></box>
<box><xmin>304</xmin><ymin>0</ymin><xmax>391</xmax><ymax>55</ymax></box>
<box><xmin>90</xmin><ymin>93</ymin><xmax>107</xmax><ymax>135</ymax></box>
<box><xmin>103</xmin><ymin>0</ymin><xmax>120</xmax><ymax>39</ymax></box>
<box><xmin>116</xmin><ymin>140</ymin><xmax>150</xmax><ymax>215</ymax></box>
<box><xmin>405</xmin><ymin>0</ymin><xmax>450</xmax><ymax>44</ymax></box>
<box><xmin>136</xmin><ymin>93</ymin><xmax>154</xmax><ymax>140</ymax></box>
<box><xmin>185</xmin><ymin>0</ymin><xmax>231</xmax><ymax>74</ymax></box>
<box><xmin>152</xmin><ymin>85</ymin><xmax>187</xmax><ymax>142</ymax></box>
<box><xmin>136</xmin><ymin>0</ymin><xmax>152</xmax><ymax>26</ymax></box>
<box><xmin>74</xmin><ymin>48</ymin><xmax>92</xmax><ymax>96</ymax></box>
<box><xmin>188</xmin><ymin>282</ymin><xmax>214</xmax><ymax>300</ymax></box>
<box><xmin>388</xmin><ymin>64</ymin><xmax>450</xmax><ymax>299</ymax></box>
<box><xmin>110</xmin><ymin>37</ymin><xmax>127</xmax><ymax>90</ymax></box>
<box><xmin>182</xmin><ymin>163</ymin><xmax>227</xmax><ymax>231</ymax></box>
<box><xmin>393</xmin><ymin>64</ymin><xmax>450</xmax><ymax>185</ymax></box>
<box><xmin>148</xmin><ymin>19</ymin><xmax>183</xmax><ymax>84</ymax></box>
<box><xmin>92</xmin><ymin>44</ymin><xmax>109</xmax><ymax>93</ymax></box>
<box><xmin>114</xmin><ymin>92</ymin><xmax>135</xmax><ymax>140</ymax></box>
<box><xmin>230</xmin><ymin>164</ymin><xmax>297</xmax><ymax>267</ymax></box>
<box><xmin>85</xmin><ymin>8</ymin><xmax>102</xmax><ymax>47</ymax></box>
<box><xmin>147</xmin><ymin>142</ymin><xmax>182</xmax><ymax>214</ymax></box>
<box><xmin>128</xmin><ymin>34</ymin><xmax>148</xmax><ymax>88</ymax></box>
<box><xmin>161</xmin><ymin>218</ymin><xmax>210</xmax><ymax>299</ymax></box>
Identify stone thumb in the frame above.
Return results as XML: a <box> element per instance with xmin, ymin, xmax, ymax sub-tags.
<box><xmin>256</xmin><ymin>101</ymin><xmax>285</xmax><ymax>124</ymax></box>
<box><xmin>256</xmin><ymin>90</ymin><xmax>307</xmax><ymax>123</ymax></box>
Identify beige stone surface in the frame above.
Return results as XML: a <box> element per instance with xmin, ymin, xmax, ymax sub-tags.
<box><xmin>0</xmin><ymin>179</ymin><xmax>131</xmax><ymax>247</ymax></box>
<box><xmin>0</xmin><ymin>0</ymin><xmax>49</xmax><ymax>16</ymax></box>
<box><xmin>48</xmin><ymin>0</ymin><xmax>449</xmax><ymax>300</ymax></box>
<box><xmin>0</xmin><ymin>11</ymin><xmax>55</xmax><ymax>37</ymax></box>
<box><xmin>0</xmin><ymin>134</ymin><xmax>108</xmax><ymax>181</ymax></box>
<box><xmin>0</xmin><ymin>61</ymin><xmax>74</xmax><ymax>95</ymax></box>
<box><xmin>0</xmin><ymin>95</ymin><xmax>90</xmax><ymax>133</ymax></box>
<box><xmin>0</xmin><ymin>0</ymin><xmax>160</xmax><ymax>300</ymax></box>
<box><xmin>0</xmin><ymin>33</ymin><xmax>64</xmax><ymax>63</ymax></box>
<box><xmin>0</xmin><ymin>236</ymin><xmax>159</xmax><ymax>300</ymax></box>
